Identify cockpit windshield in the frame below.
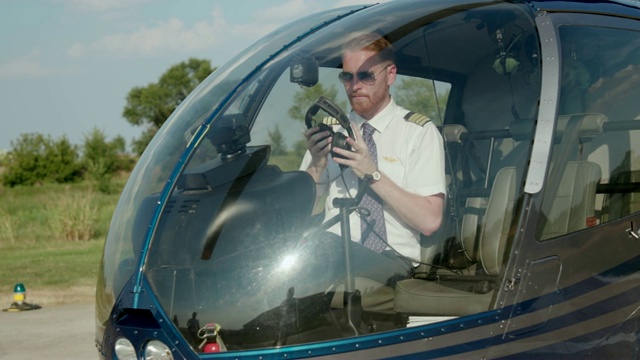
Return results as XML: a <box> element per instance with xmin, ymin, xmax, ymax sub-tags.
<box><xmin>97</xmin><ymin>0</ymin><xmax>541</xmax><ymax>353</ymax></box>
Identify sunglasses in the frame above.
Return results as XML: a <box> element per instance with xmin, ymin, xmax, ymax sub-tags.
<box><xmin>338</xmin><ymin>64</ymin><xmax>391</xmax><ymax>86</ymax></box>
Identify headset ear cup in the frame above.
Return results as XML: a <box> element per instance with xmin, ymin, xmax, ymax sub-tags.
<box><xmin>317</xmin><ymin>123</ymin><xmax>341</xmax><ymax>159</ymax></box>
<box><xmin>316</xmin><ymin>123</ymin><xmax>334</xmax><ymax>134</ymax></box>
<box><xmin>493</xmin><ymin>55</ymin><xmax>520</xmax><ymax>75</ymax></box>
<box><xmin>331</xmin><ymin>133</ymin><xmax>350</xmax><ymax>159</ymax></box>
<box><xmin>313</xmin><ymin>122</ymin><xmax>351</xmax><ymax>160</ymax></box>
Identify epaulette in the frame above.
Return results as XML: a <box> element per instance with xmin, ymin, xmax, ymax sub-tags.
<box><xmin>404</xmin><ymin>111</ymin><xmax>431</xmax><ymax>126</ymax></box>
<box><xmin>322</xmin><ymin>116</ymin><xmax>341</xmax><ymax>126</ymax></box>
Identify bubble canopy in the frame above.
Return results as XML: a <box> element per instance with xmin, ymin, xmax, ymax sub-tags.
<box><xmin>96</xmin><ymin>0</ymin><xmax>542</xmax><ymax>356</ymax></box>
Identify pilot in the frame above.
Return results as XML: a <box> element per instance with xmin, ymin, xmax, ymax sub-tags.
<box><xmin>300</xmin><ymin>32</ymin><xmax>446</xmax><ymax>308</ymax></box>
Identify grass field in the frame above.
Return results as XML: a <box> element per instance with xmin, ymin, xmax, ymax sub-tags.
<box><xmin>0</xmin><ymin>154</ymin><xmax>301</xmax><ymax>308</ymax></box>
<box><xmin>0</xmin><ymin>178</ymin><xmax>125</xmax><ymax>306</ymax></box>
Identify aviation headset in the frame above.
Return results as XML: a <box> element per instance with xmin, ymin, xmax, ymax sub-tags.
<box><xmin>305</xmin><ymin>96</ymin><xmax>354</xmax><ymax>160</ymax></box>
<box><xmin>493</xmin><ymin>28</ymin><xmax>521</xmax><ymax>76</ymax></box>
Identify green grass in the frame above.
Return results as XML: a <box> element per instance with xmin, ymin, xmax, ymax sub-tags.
<box><xmin>269</xmin><ymin>153</ymin><xmax>304</xmax><ymax>172</ymax></box>
<box><xmin>0</xmin><ymin>177</ymin><xmax>126</xmax><ymax>303</ymax></box>
<box><xmin>0</xmin><ymin>181</ymin><xmax>122</xmax><ymax>245</ymax></box>
<box><xmin>0</xmin><ymin>240</ymin><xmax>104</xmax><ymax>289</ymax></box>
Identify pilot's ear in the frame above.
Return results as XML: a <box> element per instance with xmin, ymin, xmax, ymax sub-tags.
<box><xmin>387</xmin><ymin>63</ymin><xmax>397</xmax><ymax>86</ymax></box>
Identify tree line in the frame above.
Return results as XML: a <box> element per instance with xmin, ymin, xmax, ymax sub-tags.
<box><xmin>1</xmin><ymin>130</ymin><xmax>132</xmax><ymax>193</ymax></box>
<box><xmin>1</xmin><ymin>58</ymin><xmax>216</xmax><ymax>191</ymax></box>
<box><xmin>1</xmin><ymin>57</ymin><xmax>448</xmax><ymax>190</ymax></box>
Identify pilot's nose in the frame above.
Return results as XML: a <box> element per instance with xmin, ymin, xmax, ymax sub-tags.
<box><xmin>349</xmin><ymin>77</ymin><xmax>365</xmax><ymax>91</ymax></box>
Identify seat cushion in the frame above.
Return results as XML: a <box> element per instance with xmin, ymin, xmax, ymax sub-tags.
<box><xmin>330</xmin><ymin>277</ymin><xmax>395</xmax><ymax>313</ymax></box>
<box><xmin>394</xmin><ymin>279</ymin><xmax>493</xmax><ymax>316</ymax></box>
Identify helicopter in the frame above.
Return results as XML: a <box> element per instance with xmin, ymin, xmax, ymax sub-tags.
<box><xmin>95</xmin><ymin>0</ymin><xmax>640</xmax><ymax>358</ymax></box>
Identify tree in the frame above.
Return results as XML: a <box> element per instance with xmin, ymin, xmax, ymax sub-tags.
<box><xmin>130</xmin><ymin>129</ymin><xmax>156</xmax><ymax>157</ymax></box>
<box><xmin>82</xmin><ymin>128</ymin><xmax>126</xmax><ymax>174</ymax></box>
<box><xmin>393</xmin><ymin>78</ymin><xmax>450</xmax><ymax>125</ymax></box>
<box><xmin>268</xmin><ymin>125</ymin><xmax>287</xmax><ymax>156</ymax></box>
<box><xmin>123</xmin><ymin>58</ymin><xmax>216</xmax><ymax>155</ymax></box>
<box><xmin>2</xmin><ymin>133</ymin><xmax>82</xmax><ymax>187</ymax></box>
<box><xmin>0</xmin><ymin>150</ymin><xmax>7</xmax><ymax>167</ymax></box>
<box><xmin>288</xmin><ymin>83</ymin><xmax>346</xmax><ymax>159</ymax></box>
<box><xmin>287</xmin><ymin>83</ymin><xmax>345</xmax><ymax>123</ymax></box>
<box><xmin>82</xmin><ymin>128</ymin><xmax>128</xmax><ymax>193</ymax></box>
<box><xmin>44</xmin><ymin>136</ymin><xmax>83</xmax><ymax>184</ymax></box>
<box><xmin>2</xmin><ymin>133</ymin><xmax>48</xmax><ymax>186</ymax></box>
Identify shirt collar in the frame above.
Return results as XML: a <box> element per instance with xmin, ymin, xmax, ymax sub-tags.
<box><xmin>352</xmin><ymin>97</ymin><xmax>397</xmax><ymax>134</ymax></box>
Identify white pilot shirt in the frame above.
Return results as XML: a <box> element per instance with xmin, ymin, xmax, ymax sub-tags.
<box><xmin>300</xmin><ymin>98</ymin><xmax>446</xmax><ymax>262</ymax></box>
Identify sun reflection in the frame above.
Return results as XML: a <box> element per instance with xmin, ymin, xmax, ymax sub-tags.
<box><xmin>277</xmin><ymin>253</ymin><xmax>298</xmax><ymax>272</ymax></box>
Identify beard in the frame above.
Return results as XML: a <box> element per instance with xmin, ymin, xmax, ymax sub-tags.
<box><xmin>349</xmin><ymin>95</ymin><xmax>370</xmax><ymax>114</ymax></box>
<box><xmin>348</xmin><ymin>90</ymin><xmax>389</xmax><ymax>120</ymax></box>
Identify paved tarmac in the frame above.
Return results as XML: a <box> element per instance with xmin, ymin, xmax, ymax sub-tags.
<box><xmin>0</xmin><ymin>303</ymin><xmax>96</xmax><ymax>360</ymax></box>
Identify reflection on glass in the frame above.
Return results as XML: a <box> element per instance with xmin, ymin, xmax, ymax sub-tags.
<box><xmin>540</xmin><ymin>25</ymin><xmax>640</xmax><ymax>240</ymax></box>
<box><xmin>100</xmin><ymin>0</ymin><xmax>542</xmax><ymax>353</ymax></box>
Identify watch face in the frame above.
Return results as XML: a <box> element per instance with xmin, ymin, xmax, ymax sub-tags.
<box><xmin>372</xmin><ymin>171</ymin><xmax>381</xmax><ymax>181</ymax></box>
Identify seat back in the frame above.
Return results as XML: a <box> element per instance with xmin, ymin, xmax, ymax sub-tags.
<box><xmin>442</xmin><ymin>120</ymin><xmax>531</xmax><ymax>270</ymax></box>
<box><xmin>415</xmin><ymin>124</ymin><xmax>469</xmax><ymax>273</ymax></box>
<box><xmin>479</xmin><ymin>167</ymin><xmax>518</xmax><ymax>276</ymax></box>
<box><xmin>459</xmin><ymin>196</ymin><xmax>487</xmax><ymax>263</ymax></box>
<box><xmin>540</xmin><ymin>161</ymin><xmax>601</xmax><ymax>239</ymax></box>
<box><xmin>538</xmin><ymin>113</ymin><xmax>605</xmax><ymax>239</ymax></box>
<box><xmin>392</xmin><ymin>166</ymin><xmax>519</xmax><ymax>316</ymax></box>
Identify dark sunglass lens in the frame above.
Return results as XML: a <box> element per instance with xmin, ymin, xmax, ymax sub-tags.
<box><xmin>358</xmin><ymin>71</ymin><xmax>376</xmax><ymax>84</ymax></box>
<box><xmin>338</xmin><ymin>72</ymin><xmax>354</xmax><ymax>82</ymax></box>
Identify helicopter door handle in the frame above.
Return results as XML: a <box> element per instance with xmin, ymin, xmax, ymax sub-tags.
<box><xmin>626</xmin><ymin>221</ymin><xmax>640</xmax><ymax>239</ymax></box>
<box><xmin>505</xmin><ymin>277</ymin><xmax>520</xmax><ymax>291</ymax></box>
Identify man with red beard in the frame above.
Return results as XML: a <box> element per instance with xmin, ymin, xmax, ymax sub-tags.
<box><xmin>300</xmin><ymin>32</ymin><xmax>446</xmax><ymax>308</ymax></box>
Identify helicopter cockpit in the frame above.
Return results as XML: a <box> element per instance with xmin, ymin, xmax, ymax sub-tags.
<box><xmin>96</xmin><ymin>0</ymin><xmax>640</xmax><ymax>357</ymax></box>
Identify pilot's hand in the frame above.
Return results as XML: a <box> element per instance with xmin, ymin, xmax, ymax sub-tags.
<box><xmin>304</xmin><ymin>126</ymin><xmax>331</xmax><ymax>175</ymax></box>
<box><xmin>332</xmin><ymin>123</ymin><xmax>377</xmax><ymax>179</ymax></box>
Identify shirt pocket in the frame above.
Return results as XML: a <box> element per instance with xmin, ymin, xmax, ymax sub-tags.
<box><xmin>379</xmin><ymin>156</ymin><xmax>405</xmax><ymax>186</ymax></box>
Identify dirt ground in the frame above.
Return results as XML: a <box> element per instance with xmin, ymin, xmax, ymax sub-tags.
<box><xmin>0</xmin><ymin>290</ymin><xmax>97</xmax><ymax>359</ymax></box>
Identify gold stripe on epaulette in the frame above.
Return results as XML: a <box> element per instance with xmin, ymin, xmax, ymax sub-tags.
<box><xmin>322</xmin><ymin>116</ymin><xmax>341</xmax><ymax>126</ymax></box>
<box><xmin>404</xmin><ymin>112</ymin><xmax>430</xmax><ymax>126</ymax></box>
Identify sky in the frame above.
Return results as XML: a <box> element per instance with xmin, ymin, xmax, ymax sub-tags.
<box><xmin>0</xmin><ymin>0</ymin><xmax>384</xmax><ymax>152</ymax></box>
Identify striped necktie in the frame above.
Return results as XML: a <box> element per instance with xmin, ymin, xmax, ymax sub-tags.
<box><xmin>359</xmin><ymin>122</ymin><xmax>387</xmax><ymax>252</ymax></box>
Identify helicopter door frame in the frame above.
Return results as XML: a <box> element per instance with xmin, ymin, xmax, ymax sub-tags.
<box><xmin>476</xmin><ymin>11</ymin><xmax>563</xmax><ymax>343</ymax></box>
<box><xmin>522</xmin><ymin>12</ymin><xmax>561</xmax><ymax>196</ymax></box>
<box><xmin>495</xmin><ymin>9</ymin><xmax>640</xmax><ymax>350</ymax></box>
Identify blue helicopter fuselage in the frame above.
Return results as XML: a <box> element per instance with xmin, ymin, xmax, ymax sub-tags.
<box><xmin>96</xmin><ymin>0</ymin><xmax>640</xmax><ymax>358</ymax></box>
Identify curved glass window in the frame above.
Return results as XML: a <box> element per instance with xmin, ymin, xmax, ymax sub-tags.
<box><xmin>95</xmin><ymin>5</ymin><xmax>367</xmax><ymax>327</ymax></box>
<box><xmin>538</xmin><ymin>23</ymin><xmax>640</xmax><ymax>240</ymax></box>
<box><xmin>98</xmin><ymin>0</ymin><xmax>541</xmax><ymax>353</ymax></box>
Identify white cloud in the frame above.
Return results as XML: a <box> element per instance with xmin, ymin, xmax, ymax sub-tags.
<box><xmin>0</xmin><ymin>49</ymin><xmax>73</xmax><ymax>79</ymax></box>
<box><xmin>231</xmin><ymin>0</ymin><xmax>329</xmax><ymax>44</ymax></box>
<box><xmin>257</xmin><ymin>0</ymin><xmax>316</xmax><ymax>22</ymax></box>
<box><xmin>59</xmin><ymin>0</ymin><xmax>152</xmax><ymax>13</ymax></box>
<box><xmin>68</xmin><ymin>7</ymin><xmax>228</xmax><ymax>58</ymax></box>
<box><xmin>65</xmin><ymin>0</ymin><xmax>392</xmax><ymax>60</ymax></box>
<box><xmin>237</xmin><ymin>0</ymin><xmax>389</xmax><ymax>39</ymax></box>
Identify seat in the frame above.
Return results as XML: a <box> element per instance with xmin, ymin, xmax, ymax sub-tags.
<box><xmin>394</xmin><ymin>159</ymin><xmax>602</xmax><ymax>316</ymax></box>
<box><xmin>432</xmin><ymin>120</ymin><xmax>531</xmax><ymax>273</ymax></box>
<box><xmin>392</xmin><ymin>122</ymin><xmax>533</xmax><ymax>316</ymax></box>
<box><xmin>539</xmin><ymin>113</ymin><xmax>605</xmax><ymax>239</ymax></box>
<box><xmin>540</xmin><ymin>161</ymin><xmax>601</xmax><ymax>239</ymax></box>
<box><xmin>413</xmin><ymin>124</ymin><xmax>470</xmax><ymax>277</ymax></box>
<box><xmin>458</xmin><ymin>196</ymin><xmax>488</xmax><ymax>266</ymax></box>
<box><xmin>394</xmin><ymin>166</ymin><xmax>518</xmax><ymax>316</ymax></box>
<box><xmin>602</xmin><ymin>170</ymin><xmax>640</xmax><ymax>222</ymax></box>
